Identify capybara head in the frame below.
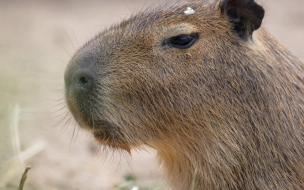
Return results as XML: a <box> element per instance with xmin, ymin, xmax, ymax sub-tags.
<box><xmin>64</xmin><ymin>0</ymin><xmax>304</xmax><ymax>189</ymax></box>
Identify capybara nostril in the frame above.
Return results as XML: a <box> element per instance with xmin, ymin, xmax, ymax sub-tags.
<box><xmin>65</xmin><ymin>68</ymin><xmax>96</xmax><ymax>94</ymax></box>
<box><xmin>76</xmin><ymin>71</ymin><xmax>95</xmax><ymax>90</ymax></box>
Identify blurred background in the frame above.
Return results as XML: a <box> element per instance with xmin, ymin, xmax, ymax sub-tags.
<box><xmin>0</xmin><ymin>0</ymin><xmax>303</xmax><ymax>189</ymax></box>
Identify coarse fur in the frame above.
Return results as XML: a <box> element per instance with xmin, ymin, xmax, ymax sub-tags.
<box><xmin>64</xmin><ymin>0</ymin><xmax>304</xmax><ymax>189</ymax></box>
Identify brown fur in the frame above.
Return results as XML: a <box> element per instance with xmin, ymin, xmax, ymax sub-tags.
<box><xmin>64</xmin><ymin>0</ymin><xmax>304</xmax><ymax>189</ymax></box>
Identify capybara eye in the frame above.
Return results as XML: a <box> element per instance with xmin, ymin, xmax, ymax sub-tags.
<box><xmin>162</xmin><ymin>33</ymin><xmax>199</xmax><ymax>49</ymax></box>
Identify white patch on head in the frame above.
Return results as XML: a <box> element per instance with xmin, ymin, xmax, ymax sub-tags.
<box><xmin>184</xmin><ymin>7</ymin><xmax>195</xmax><ymax>15</ymax></box>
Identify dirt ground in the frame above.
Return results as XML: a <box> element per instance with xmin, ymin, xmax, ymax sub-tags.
<box><xmin>0</xmin><ymin>0</ymin><xmax>303</xmax><ymax>190</ymax></box>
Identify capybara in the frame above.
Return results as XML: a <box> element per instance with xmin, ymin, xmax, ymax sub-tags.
<box><xmin>64</xmin><ymin>0</ymin><xmax>304</xmax><ymax>189</ymax></box>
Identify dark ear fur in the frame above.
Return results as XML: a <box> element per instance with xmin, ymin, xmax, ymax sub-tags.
<box><xmin>221</xmin><ymin>0</ymin><xmax>265</xmax><ymax>40</ymax></box>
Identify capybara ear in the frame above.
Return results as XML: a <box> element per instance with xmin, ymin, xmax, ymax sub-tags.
<box><xmin>220</xmin><ymin>0</ymin><xmax>264</xmax><ymax>40</ymax></box>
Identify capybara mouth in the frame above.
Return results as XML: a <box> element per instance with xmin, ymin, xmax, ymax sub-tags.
<box><xmin>70</xmin><ymin>112</ymin><xmax>131</xmax><ymax>151</ymax></box>
<box><xmin>92</xmin><ymin>126</ymin><xmax>130</xmax><ymax>152</ymax></box>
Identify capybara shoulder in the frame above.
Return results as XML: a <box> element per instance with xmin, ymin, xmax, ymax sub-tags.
<box><xmin>64</xmin><ymin>0</ymin><xmax>304</xmax><ymax>189</ymax></box>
